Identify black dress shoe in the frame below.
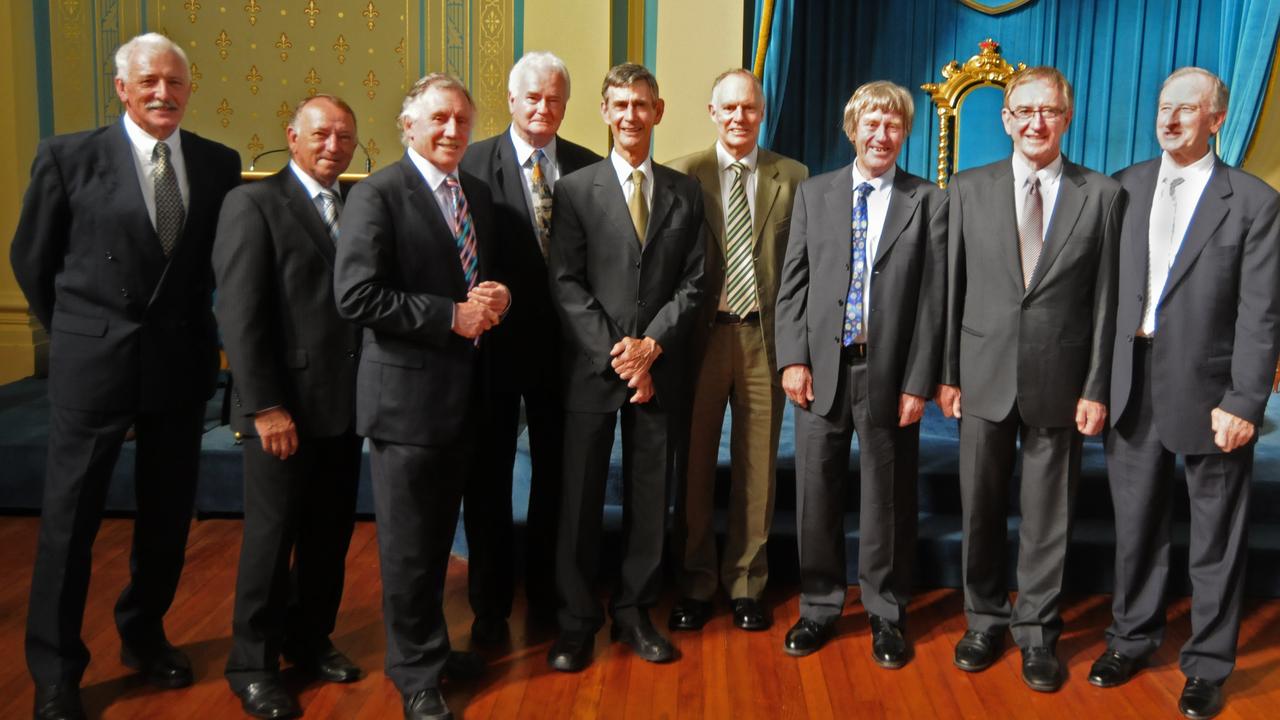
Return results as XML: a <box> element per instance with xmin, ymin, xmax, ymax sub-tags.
<box><xmin>470</xmin><ymin>616</ymin><xmax>509</xmax><ymax>647</ymax></box>
<box><xmin>731</xmin><ymin>598</ymin><xmax>771</xmax><ymax>631</ymax></box>
<box><xmin>234</xmin><ymin>680</ymin><xmax>301</xmax><ymax>719</ymax></box>
<box><xmin>1020</xmin><ymin>646</ymin><xmax>1063</xmax><ymax>692</ymax></box>
<box><xmin>668</xmin><ymin>598</ymin><xmax>713</xmax><ymax>631</ymax></box>
<box><xmin>120</xmin><ymin>641</ymin><xmax>194</xmax><ymax>688</ymax></box>
<box><xmin>33</xmin><ymin>684</ymin><xmax>85</xmax><ymax>720</ymax></box>
<box><xmin>547</xmin><ymin>630</ymin><xmax>594</xmax><ymax>672</ymax></box>
<box><xmin>442</xmin><ymin>651</ymin><xmax>485</xmax><ymax>682</ymax></box>
<box><xmin>783</xmin><ymin>618</ymin><xmax>833</xmax><ymax>657</ymax></box>
<box><xmin>1088</xmin><ymin>648</ymin><xmax>1144</xmax><ymax>688</ymax></box>
<box><xmin>868</xmin><ymin>615</ymin><xmax>910</xmax><ymax>669</ymax></box>
<box><xmin>288</xmin><ymin>644</ymin><xmax>362</xmax><ymax>684</ymax></box>
<box><xmin>404</xmin><ymin>688</ymin><xmax>452</xmax><ymax>720</ymax></box>
<box><xmin>1179</xmin><ymin>677</ymin><xmax>1225</xmax><ymax>719</ymax></box>
<box><xmin>611</xmin><ymin>619</ymin><xmax>676</xmax><ymax>663</ymax></box>
<box><xmin>953</xmin><ymin>630</ymin><xmax>1000</xmax><ymax>672</ymax></box>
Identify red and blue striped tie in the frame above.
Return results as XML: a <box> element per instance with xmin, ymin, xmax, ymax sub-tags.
<box><xmin>445</xmin><ymin>176</ymin><xmax>478</xmax><ymax>291</ymax></box>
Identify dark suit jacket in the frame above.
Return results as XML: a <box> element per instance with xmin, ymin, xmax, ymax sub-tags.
<box><xmin>548</xmin><ymin>159</ymin><xmax>706</xmax><ymax>413</ymax></box>
<box><xmin>775</xmin><ymin>164</ymin><xmax>948</xmax><ymax>423</ymax></box>
<box><xmin>212</xmin><ymin>169</ymin><xmax>362</xmax><ymax>439</ymax></box>
<box><xmin>667</xmin><ymin>145</ymin><xmax>808</xmax><ymax>380</ymax></box>
<box><xmin>1111</xmin><ymin>157</ymin><xmax>1280</xmax><ymax>454</ymax></box>
<box><xmin>942</xmin><ymin>156</ymin><xmax>1124</xmax><ymax>427</ymax></box>
<box><xmin>9</xmin><ymin>123</ymin><xmax>241</xmax><ymax>412</ymax></box>
<box><xmin>460</xmin><ymin>129</ymin><xmax>601</xmax><ymax>392</ymax></box>
<box><xmin>333</xmin><ymin>155</ymin><xmax>499</xmax><ymax>446</ymax></box>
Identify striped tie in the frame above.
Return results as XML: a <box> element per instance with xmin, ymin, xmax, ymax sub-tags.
<box><xmin>152</xmin><ymin>141</ymin><xmax>185</xmax><ymax>257</ymax></box>
<box><xmin>318</xmin><ymin>188</ymin><xmax>340</xmax><ymax>243</ymax></box>
<box><xmin>445</xmin><ymin>176</ymin><xmax>478</xmax><ymax>291</ymax></box>
<box><xmin>529</xmin><ymin>149</ymin><xmax>553</xmax><ymax>257</ymax></box>
<box><xmin>723</xmin><ymin>161</ymin><xmax>757</xmax><ymax>317</ymax></box>
<box><xmin>1018</xmin><ymin>176</ymin><xmax>1043</xmax><ymax>288</ymax></box>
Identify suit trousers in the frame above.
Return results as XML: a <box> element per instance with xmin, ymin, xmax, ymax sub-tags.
<box><xmin>26</xmin><ymin>401</ymin><xmax>204</xmax><ymax>686</ymax></box>
<box><xmin>464</xmin><ymin>381</ymin><xmax>564</xmax><ymax>620</ymax></box>
<box><xmin>959</xmin><ymin>404</ymin><xmax>1080</xmax><ymax>649</ymax></box>
<box><xmin>1104</xmin><ymin>340</ymin><xmax>1251</xmax><ymax>683</ymax></box>
<box><xmin>677</xmin><ymin>321</ymin><xmax>783</xmax><ymax>601</ymax></box>
<box><xmin>557</xmin><ymin>402</ymin><xmax>669</xmax><ymax>632</ymax></box>
<box><xmin>794</xmin><ymin>354</ymin><xmax>918</xmax><ymax>626</ymax></box>
<box><xmin>225</xmin><ymin>430</ymin><xmax>363</xmax><ymax>690</ymax></box>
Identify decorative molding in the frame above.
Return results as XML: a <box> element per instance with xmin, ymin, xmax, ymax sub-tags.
<box><xmin>957</xmin><ymin>0</ymin><xmax>1035</xmax><ymax>15</ymax></box>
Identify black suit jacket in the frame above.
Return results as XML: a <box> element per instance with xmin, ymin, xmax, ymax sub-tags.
<box><xmin>775</xmin><ymin>164</ymin><xmax>948</xmax><ymax>423</ymax></box>
<box><xmin>212</xmin><ymin>168</ymin><xmax>362</xmax><ymax>439</ymax></box>
<box><xmin>460</xmin><ymin>129</ymin><xmax>601</xmax><ymax>391</ymax></box>
<box><xmin>548</xmin><ymin>159</ymin><xmax>706</xmax><ymax>413</ymax></box>
<box><xmin>10</xmin><ymin>123</ymin><xmax>241</xmax><ymax>412</ymax></box>
<box><xmin>1111</xmin><ymin>157</ymin><xmax>1280</xmax><ymax>454</ymax></box>
<box><xmin>333</xmin><ymin>155</ymin><xmax>499</xmax><ymax>445</ymax></box>
<box><xmin>942</xmin><ymin>156</ymin><xmax>1124</xmax><ymax>427</ymax></box>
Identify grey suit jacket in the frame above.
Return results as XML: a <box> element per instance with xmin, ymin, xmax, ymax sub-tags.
<box><xmin>942</xmin><ymin>156</ymin><xmax>1124</xmax><ymax>427</ymax></box>
<box><xmin>212</xmin><ymin>169</ymin><xmax>361</xmax><ymax>439</ymax></box>
<box><xmin>775</xmin><ymin>164</ymin><xmax>948</xmax><ymax>423</ymax></box>
<box><xmin>667</xmin><ymin>145</ymin><xmax>808</xmax><ymax>379</ymax></box>
<box><xmin>1111</xmin><ymin>156</ymin><xmax>1280</xmax><ymax>454</ymax></box>
<box><xmin>548</xmin><ymin>159</ymin><xmax>707</xmax><ymax>413</ymax></box>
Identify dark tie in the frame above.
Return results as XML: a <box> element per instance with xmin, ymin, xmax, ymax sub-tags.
<box><xmin>318</xmin><ymin>188</ymin><xmax>340</xmax><ymax>243</ymax></box>
<box><xmin>444</xmin><ymin>176</ymin><xmax>478</xmax><ymax>291</ymax></box>
<box><xmin>528</xmin><ymin>149</ymin><xmax>553</xmax><ymax>257</ymax></box>
<box><xmin>842</xmin><ymin>182</ymin><xmax>873</xmax><ymax>345</ymax></box>
<box><xmin>152</xmin><ymin>141</ymin><xmax>185</xmax><ymax>257</ymax></box>
<box><xmin>1018</xmin><ymin>175</ymin><xmax>1043</xmax><ymax>288</ymax></box>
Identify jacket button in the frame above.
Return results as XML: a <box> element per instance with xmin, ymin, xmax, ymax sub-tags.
<box><xmin>1022</xmin><ymin>300</ymin><xmax>1031</xmax><ymax>309</ymax></box>
<box><xmin>634</xmin><ymin>262</ymin><xmax>641</xmax><ymax>269</ymax></box>
<box><xmin>1137</xmin><ymin>294</ymin><xmax>1143</xmax><ymax>301</ymax></box>
<box><xmin>638</xmin><ymin>300</ymin><xmax>647</xmax><ymax>308</ymax></box>
<box><xmin>837</xmin><ymin>299</ymin><xmax>844</xmax><ymax>306</ymax></box>
<box><xmin>1126</xmin><ymin>334</ymin><xmax>1133</xmax><ymax>342</ymax></box>
<box><xmin>347</xmin><ymin>351</ymin><xmax>357</xmax><ymax>358</ymax></box>
<box><xmin>105</xmin><ymin>251</ymin><xmax>115</xmax><ymax>261</ymax></box>
<box><xmin>120</xmin><ymin>288</ymin><xmax>130</xmax><ymax>298</ymax></box>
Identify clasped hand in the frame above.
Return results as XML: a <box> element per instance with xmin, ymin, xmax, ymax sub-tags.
<box><xmin>452</xmin><ymin>281</ymin><xmax>510</xmax><ymax>339</ymax></box>
<box><xmin>611</xmin><ymin>336</ymin><xmax>661</xmax><ymax>403</ymax></box>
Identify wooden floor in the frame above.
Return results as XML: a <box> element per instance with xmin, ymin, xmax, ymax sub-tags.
<box><xmin>2</xmin><ymin>518</ymin><xmax>1279</xmax><ymax>719</ymax></box>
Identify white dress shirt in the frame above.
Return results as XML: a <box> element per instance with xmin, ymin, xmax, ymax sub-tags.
<box><xmin>716</xmin><ymin>142</ymin><xmax>760</xmax><ymax>312</ymax></box>
<box><xmin>609</xmin><ymin>149</ymin><xmax>654</xmax><ymax>215</ymax></box>
<box><xmin>406</xmin><ymin>146</ymin><xmax>460</xmax><ymax>222</ymax></box>
<box><xmin>509</xmin><ymin>127</ymin><xmax>559</xmax><ymax>223</ymax></box>
<box><xmin>1139</xmin><ymin>149</ymin><xmax>1216</xmax><ymax>336</ymax></box>
<box><xmin>851</xmin><ymin>163</ymin><xmax>895</xmax><ymax>343</ymax></box>
<box><xmin>121</xmin><ymin>113</ymin><xmax>190</xmax><ymax>231</ymax></box>
<box><xmin>1011</xmin><ymin>152</ymin><xmax>1064</xmax><ymax>245</ymax></box>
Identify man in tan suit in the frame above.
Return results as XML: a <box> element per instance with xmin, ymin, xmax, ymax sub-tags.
<box><xmin>667</xmin><ymin>68</ymin><xmax>808</xmax><ymax>632</ymax></box>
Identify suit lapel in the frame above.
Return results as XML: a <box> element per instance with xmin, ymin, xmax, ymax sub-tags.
<box><xmin>402</xmin><ymin>157</ymin><xmax>462</xmax><ymax>292</ymax></box>
<box><xmin>825</xmin><ymin>167</ymin><xmax>854</xmax><ymax>253</ymax></box>
<box><xmin>496</xmin><ymin>132</ymin><xmax>532</xmax><ymax>214</ymax></box>
<box><xmin>875</xmin><ymin>167</ymin><xmax>918</xmax><ymax>266</ymax></box>
<box><xmin>691</xmin><ymin>150</ymin><xmax>726</xmax><ymax>251</ymax></box>
<box><xmin>1026</xmin><ymin>159</ymin><xmax>1086</xmax><ymax>295</ymax></box>
<box><xmin>104</xmin><ymin>125</ymin><xmax>167</xmax><ymax>282</ymax></box>
<box><xmin>278</xmin><ymin>169</ymin><xmax>337</xmax><ymax>267</ymax></box>
<box><xmin>1125</xmin><ymin>161</ymin><xmax>1159</xmax><ymax>295</ymax></box>
<box><xmin>1163</xmin><ymin>159</ymin><xmax>1231</xmax><ymax>299</ymax></box>
<box><xmin>592</xmin><ymin>162</ymin><xmax>642</xmax><ymax>259</ymax></box>
<box><xmin>645</xmin><ymin>168</ymin><xmax>676</xmax><ymax>249</ymax></box>
<box><xmin>754</xmin><ymin>155</ymin><xmax>781</xmax><ymax>253</ymax></box>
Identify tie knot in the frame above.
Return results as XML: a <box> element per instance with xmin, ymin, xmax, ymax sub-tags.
<box><xmin>318</xmin><ymin>188</ymin><xmax>337</xmax><ymax>204</ymax></box>
<box><xmin>1026</xmin><ymin>175</ymin><xmax>1041</xmax><ymax>191</ymax></box>
<box><xmin>730</xmin><ymin>161</ymin><xmax>746</xmax><ymax>178</ymax></box>
<box><xmin>855</xmin><ymin>181</ymin><xmax>873</xmax><ymax>199</ymax></box>
<box><xmin>153</xmin><ymin>141</ymin><xmax>171</xmax><ymax>161</ymax></box>
<box><xmin>533</xmin><ymin>148</ymin><xmax>547</xmax><ymax>165</ymax></box>
<box><xmin>631</xmin><ymin>169</ymin><xmax>645</xmax><ymax>186</ymax></box>
<box><xmin>445</xmin><ymin>175</ymin><xmax>460</xmax><ymax>189</ymax></box>
<box><xmin>1167</xmin><ymin>176</ymin><xmax>1185</xmax><ymax>196</ymax></box>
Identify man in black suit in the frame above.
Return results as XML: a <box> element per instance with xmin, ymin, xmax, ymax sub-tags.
<box><xmin>545</xmin><ymin>63</ymin><xmax>705</xmax><ymax>672</ymax></box>
<box><xmin>1088</xmin><ymin>68</ymin><xmax>1280</xmax><ymax>720</ymax></box>
<box><xmin>774</xmin><ymin>81</ymin><xmax>946</xmax><ymax>667</ymax></box>
<box><xmin>334</xmin><ymin>73</ymin><xmax>508</xmax><ymax>720</ymax></box>
<box><xmin>10</xmin><ymin>33</ymin><xmax>240</xmax><ymax>720</ymax></box>
<box><xmin>458</xmin><ymin>51</ymin><xmax>601</xmax><ymax>641</ymax></box>
<box><xmin>937</xmin><ymin>66</ymin><xmax>1123</xmax><ymax>693</ymax></box>
<box><xmin>213</xmin><ymin>94</ymin><xmax>363</xmax><ymax>719</ymax></box>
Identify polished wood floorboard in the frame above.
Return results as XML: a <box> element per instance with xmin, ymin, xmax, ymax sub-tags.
<box><xmin>2</xmin><ymin>517</ymin><xmax>1279</xmax><ymax>719</ymax></box>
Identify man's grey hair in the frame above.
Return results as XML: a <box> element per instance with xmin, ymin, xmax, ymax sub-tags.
<box><xmin>114</xmin><ymin>33</ymin><xmax>189</xmax><ymax>82</ymax></box>
<box><xmin>509</xmin><ymin>51</ymin><xmax>571</xmax><ymax>99</ymax></box>
<box><xmin>709</xmin><ymin>68</ymin><xmax>764</xmax><ymax>107</ymax></box>
<box><xmin>398</xmin><ymin>73</ymin><xmax>474</xmax><ymax>146</ymax></box>
<box><xmin>1164</xmin><ymin>67</ymin><xmax>1230</xmax><ymax>113</ymax></box>
<box><xmin>287</xmin><ymin>94</ymin><xmax>357</xmax><ymax>133</ymax></box>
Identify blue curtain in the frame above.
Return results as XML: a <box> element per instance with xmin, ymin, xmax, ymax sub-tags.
<box><xmin>753</xmin><ymin>0</ymin><xmax>1280</xmax><ymax>178</ymax></box>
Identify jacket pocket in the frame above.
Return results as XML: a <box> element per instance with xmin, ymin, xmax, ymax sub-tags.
<box><xmin>363</xmin><ymin>343</ymin><xmax>425</xmax><ymax>369</ymax></box>
<box><xmin>960</xmin><ymin>324</ymin><xmax>985</xmax><ymax>338</ymax></box>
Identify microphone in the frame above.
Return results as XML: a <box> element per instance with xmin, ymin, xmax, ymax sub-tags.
<box><xmin>356</xmin><ymin>140</ymin><xmax>372</xmax><ymax>173</ymax></box>
<box><xmin>248</xmin><ymin>147</ymin><xmax>289</xmax><ymax>171</ymax></box>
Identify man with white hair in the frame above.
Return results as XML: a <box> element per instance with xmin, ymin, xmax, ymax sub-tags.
<box><xmin>335</xmin><ymin>73</ymin><xmax>510</xmax><ymax>720</ymax></box>
<box><xmin>11</xmin><ymin>32</ymin><xmax>241</xmax><ymax>720</ymax></box>
<box><xmin>459</xmin><ymin>51</ymin><xmax>600</xmax><ymax>643</ymax></box>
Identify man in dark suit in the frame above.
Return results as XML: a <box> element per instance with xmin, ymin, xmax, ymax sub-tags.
<box><xmin>937</xmin><ymin>66</ymin><xmax>1123</xmax><ymax>693</ymax></box>
<box><xmin>1088</xmin><ymin>68</ymin><xmax>1280</xmax><ymax>720</ymax></box>
<box><xmin>458</xmin><ymin>51</ymin><xmax>601</xmax><ymax>641</ymax></box>
<box><xmin>774</xmin><ymin>81</ymin><xmax>946</xmax><ymax>666</ymax></box>
<box><xmin>334</xmin><ymin>73</ymin><xmax>507</xmax><ymax>720</ymax></box>
<box><xmin>545</xmin><ymin>63</ymin><xmax>705</xmax><ymax>673</ymax></box>
<box><xmin>213</xmin><ymin>94</ymin><xmax>363</xmax><ymax>719</ymax></box>
<box><xmin>666</xmin><ymin>69</ymin><xmax>807</xmax><ymax>635</ymax></box>
<box><xmin>9</xmin><ymin>33</ymin><xmax>240</xmax><ymax>720</ymax></box>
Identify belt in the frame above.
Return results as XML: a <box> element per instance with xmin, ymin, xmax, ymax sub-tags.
<box><xmin>715</xmin><ymin>311</ymin><xmax>759</xmax><ymax>325</ymax></box>
<box><xmin>842</xmin><ymin>342</ymin><xmax>867</xmax><ymax>363</ymax></box>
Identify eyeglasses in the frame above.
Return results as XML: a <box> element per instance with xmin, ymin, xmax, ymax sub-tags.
<box><xmin>1007</xmin><ymin>106</ymin><xmax>1067</xmax><ymax>121</ymax></box>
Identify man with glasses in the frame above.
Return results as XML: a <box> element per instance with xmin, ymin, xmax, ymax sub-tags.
<box><xmin>936</xmin><ymin>66</ymin><xmax>1124</xmax><ymax>693</ymax></box>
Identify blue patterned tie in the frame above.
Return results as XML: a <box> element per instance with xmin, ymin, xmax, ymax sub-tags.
<box><xmin>842</xmin><ymin>182</ymin><xmax>873</xmax><ymax>345</ymax></box>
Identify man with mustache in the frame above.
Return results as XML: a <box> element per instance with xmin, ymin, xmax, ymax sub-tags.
<box><xmin>10</xmin><ymin>32</ymin><xmax>241</xmax><ymax>720</ymax></box>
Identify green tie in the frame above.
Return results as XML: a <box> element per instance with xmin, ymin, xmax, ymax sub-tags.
<box><xmin>723</xmin><ymin>161</ymin><xmax>757</xmax><ymax>316</ymax></box>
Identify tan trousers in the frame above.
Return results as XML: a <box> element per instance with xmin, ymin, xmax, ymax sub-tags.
<box><xmin>678</xmin><ymin>321</ymin><xmax>783</xmax><ymax>600</ymax></box>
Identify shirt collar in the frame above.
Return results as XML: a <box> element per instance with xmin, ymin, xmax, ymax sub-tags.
<box><xmin>508</xmin><ymin>126</ymin><xmax>557</xmax><ymax>169</ymax></box>
<box><xmin>610</xmin><ymin>149</ymin><xmax>653</xmax><ymax>187</ymax></box>
<box><xmin>288</xmin><ymin>160</ymin><xmax>339</xmax><ymax>199</ymax></box>
<box><xmin>716</xmin><ymin>142</ymin><xmax>758</xmax><ymax>174</ymax></box>
<box><xmin>851</xmin><ymin>162</ymin><xmax>895</xmax><ymax>192</ymax></box>
<box><xmin>406</xmin><ymin>146</ymin><xmax>455</xmax><ymax>192</ymax></box>
<box><xmin>1158</xmin><ymin>148</ymin><xmax>1216</xmax><ymax>183</ymax></box>
<box><xmin>1011</xmin><ymin>152</ymin><xmax>1064</xmax><ymax>188</ymax></box>
<box><xmin>122</xmin><ymin>112</ymin><xmax>181</xmax><ymax>158</ymax></box>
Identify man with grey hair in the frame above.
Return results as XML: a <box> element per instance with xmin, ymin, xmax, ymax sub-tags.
<box><xmin>459</xmin><ymin>51</ymin><xmax>600</xmax><ymax>643</ymax></box>
<box><xmin>10</xmin><ymin>31</ymin><xmax>240</xmax><ymax>720</ymax></box>
<box><xmin>1089</xmin><ymin>67</ymin><xmax>1279</xmax><ymax>720</ymax></box>
<box><xmin>775</xmin><ymin>80</ymin><xmax>945</xmax><ymax>663</ymax></box>
<box><xmin>666</xmin><ymin>68</ymin><xmax>807</xmax><ymax>635</ymax></box>
<box><xmin>335</xmin><ymin>72</ymin><xmax>509</xmax><ymax>720</ymax></box>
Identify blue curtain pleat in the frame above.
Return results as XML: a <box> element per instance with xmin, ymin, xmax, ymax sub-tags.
<box><xmin>753</xmin><ymin>0</ymin><xmax>1280</xmax><ymax>176</ymax></box>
